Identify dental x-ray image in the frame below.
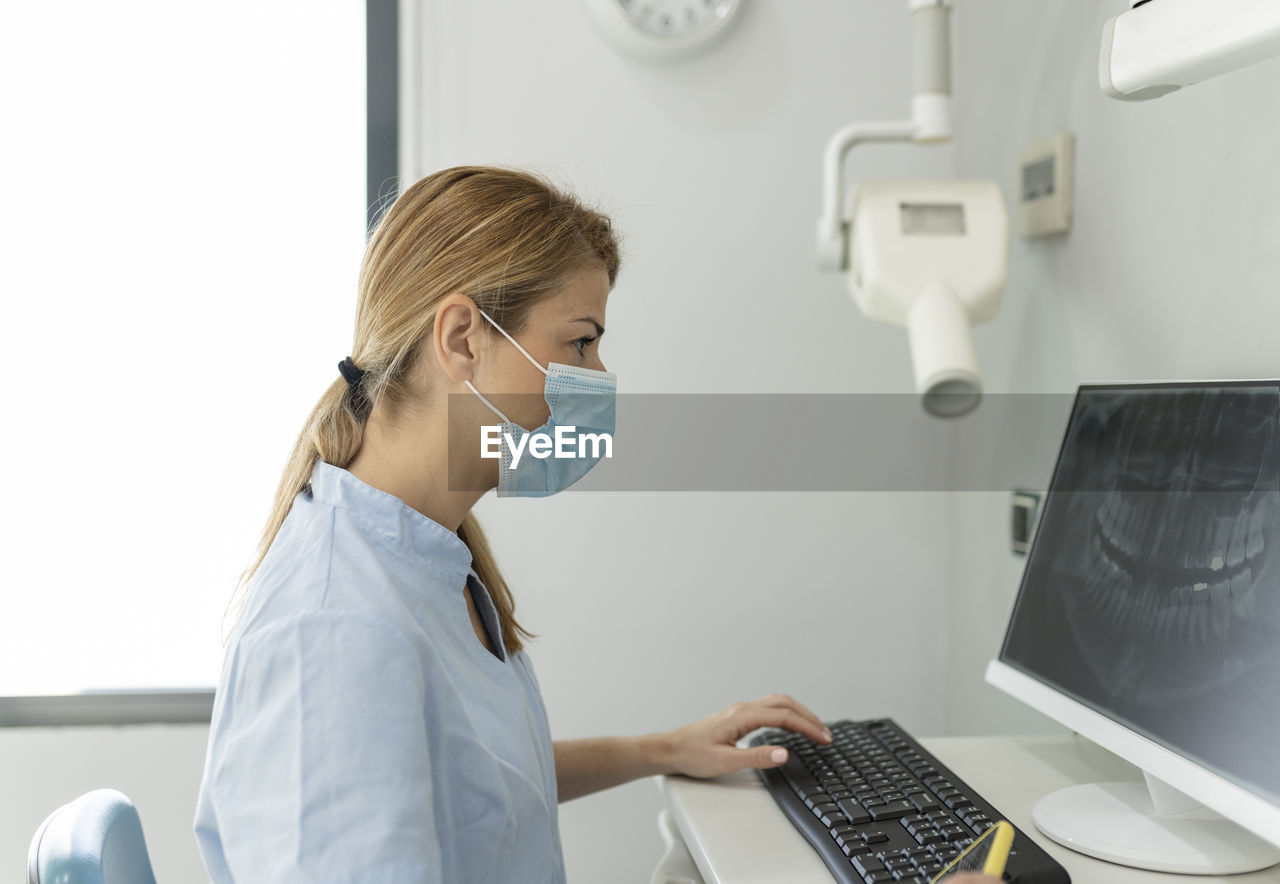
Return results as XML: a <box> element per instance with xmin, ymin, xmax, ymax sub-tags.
<box><xmin>1002</xmin><ymin>383</ymin><xmax>1280</xmax><ymax>806</ymax></box>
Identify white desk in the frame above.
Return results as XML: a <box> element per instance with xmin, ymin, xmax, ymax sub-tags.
<box><xmin>660</xmin><ymin>734</ymin><xmax>1280</xmax><ymax>884</ymax></box>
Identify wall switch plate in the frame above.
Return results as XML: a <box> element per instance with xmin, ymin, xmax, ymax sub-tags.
<box><xmin>1018</xmin><ymin>132</ymin><xmax>1074</xmax><ymax>238</ymax></box>
<box><xmin>1011</xmin><ymin>490</ymin><xmax>1042</xmax><ymax>556</ymax></box>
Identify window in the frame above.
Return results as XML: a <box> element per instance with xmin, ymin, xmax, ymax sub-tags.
<box><xmin>0</xmin><ymin>1</ymin><xmax>369</xmax><ymax>698</ymax></box>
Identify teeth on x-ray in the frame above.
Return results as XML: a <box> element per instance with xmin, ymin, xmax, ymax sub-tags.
<box><xmin>1228</xmin><ymin>516</ymin><xmax>1247</xmax><ymax>568</ymax></box>
<box><xmin>1064</xmin><ymin>387</ymin><xmax>1280</xmax><ymax>702</ymax></box>
<box><xmin>1089</xmin><ymin>486</ymin><xmax>1274</xmax><ymax>649</ymax></box>
<box><xmin>1247</xmin><ymin>506</ymin><xmax>1267</xmax><ymax>558</ymax></box>
<box><xmin>1208</xmin><ymin>580</ymin><xmax>1231</xmax><ymax>640</ymax></box>
<box><xmin>1230</xmin><ymin>567</ymin><xmax>1254</xmax><ymax>618</ymax></box>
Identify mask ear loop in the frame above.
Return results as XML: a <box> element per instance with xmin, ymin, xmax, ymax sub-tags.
<box><xmin>477</xmin><ymin>309</ymin><xmax>549</xmax><ymax>376</ymax></box>
<box><xmin>466</xmin><ymin>308</ymin><xmax>550</xmax><ymax>423</ymax></box>
<box><xmin>465</xmin><ymin>380</ymin><xmax>512</xmax><ymax>423</ymax></box>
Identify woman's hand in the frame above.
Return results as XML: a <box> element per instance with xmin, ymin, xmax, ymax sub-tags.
<box><xmin>662</xmin><ymin>693</ymin><xmax>832</xmax><ymax>779</ymax></box>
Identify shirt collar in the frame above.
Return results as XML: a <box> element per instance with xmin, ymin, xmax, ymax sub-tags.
<box><xmin>308</xmin><ymin>460</ymin><xmax>473</xmax><ymax>580</ymax></box>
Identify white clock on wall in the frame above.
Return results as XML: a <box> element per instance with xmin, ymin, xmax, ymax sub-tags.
<box><xmin>581</xmin><ymin>0</ymin><xmax>746</xmax><ymax>62</ymax></box>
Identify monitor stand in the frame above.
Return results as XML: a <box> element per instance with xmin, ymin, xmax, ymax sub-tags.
<box><xmin>1032</xmin><ymin>772</ymin><xmax>1280</xmax><ymax>875</ymax></box>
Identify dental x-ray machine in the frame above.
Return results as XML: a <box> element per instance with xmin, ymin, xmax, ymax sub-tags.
<box><xmin>818</xmin><ymin>0</ymin><xmax>1009</xmax><ymax>419</ymax></box>
<box><xmin>1100</xmin><ymin>0</ymin><xmax>1280</xmax><ymax>100</ymax></box>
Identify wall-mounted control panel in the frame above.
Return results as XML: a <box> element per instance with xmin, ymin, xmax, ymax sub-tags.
<box><xmin>1011</xmin><ymin>489</ymin><xmax>1042</xmax><ymax>556</ymax></box>
<box><xmin>1018</xmin><ymin>132</ymin><xmax>1074</xmax><ymax>239</ymax></box>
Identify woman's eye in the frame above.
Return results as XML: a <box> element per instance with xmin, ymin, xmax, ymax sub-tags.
<box><xmin>573</xmin><ymin>336</ymin><xmax>596</xmax><ymax>357</ymax></box>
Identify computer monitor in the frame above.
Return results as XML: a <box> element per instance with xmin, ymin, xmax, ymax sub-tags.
<box><xmin>985</xmin><ymin>381</ymin><xmax>1280</xmax><ymax>875</ymax></box>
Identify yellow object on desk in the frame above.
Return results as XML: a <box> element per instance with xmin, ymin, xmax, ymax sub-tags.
<box><xmin>931</xmin><ymin>820</ymin><xmax>1014</xmax><ymax>882</ymax></box>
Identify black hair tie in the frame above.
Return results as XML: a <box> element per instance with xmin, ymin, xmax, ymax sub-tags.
<box><xmin>338</xmin><ymin>356</ymin><xmax>367</xmax><ymax>388</ymax></box>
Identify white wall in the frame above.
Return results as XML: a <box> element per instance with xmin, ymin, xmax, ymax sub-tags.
<box><xmin>412</xmin><ymin>1</ymin><xmax>959</xmax><ymax>880</ymax></box>
<box><xmin>943</xmin><ymin>0</ymin><xmax>1280</xmax><ymax>735</ymax></box>
<box><xmin>0</xmin><ymin>725</ymin><xmax>209</xmax><ymax>882</ymax></box>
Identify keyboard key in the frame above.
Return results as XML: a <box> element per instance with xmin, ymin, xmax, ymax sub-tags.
<box><xmin>852</xmin><ymin>855</ymin><xmax>885</xmax><ymax>876</ymax></box>
<box><xmin>908</xmin><ymin>793</ymin><xmax>940</xmax><ymax>812</ymax></box>
<box><xmin>861</xmin><ymin>830</ymin><xmax>890</xmax><ymax>844</ymax></box>
<box><xmin>868</xmin><ymin>800</ymin><xmax>916</xmax><ymax>821</ymax></box>
<box><xmin>837</xmin><ymin>799</ymin><xmax>872</xmax><ymax>825</ymax></box>
<box><xmin>834</xmin><ymin>834</ymin><xmax>861</xmax><ymax>850</ymax></box>
<box><xmin>820</xmin><ymin>809</ymin><xmax>848</xmax><ymax>828</ymax></box>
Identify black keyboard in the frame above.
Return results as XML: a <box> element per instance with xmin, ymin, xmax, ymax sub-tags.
<box><xmin>749</xmin><ymin>719</ymin><xmax>1070</xmax><ymax>883</ymax></box>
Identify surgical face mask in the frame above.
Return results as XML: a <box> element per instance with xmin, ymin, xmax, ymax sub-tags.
<box><xmin>465</xmin><ymin>310</ymin><xmax>616</xmax><ymax>498</ymax></box>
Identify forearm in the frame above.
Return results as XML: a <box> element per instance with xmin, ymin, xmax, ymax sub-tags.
<box><xmin>553</xmin><ymin>734</ymin><xmax>675</xmax><ymax>803</ymax></box>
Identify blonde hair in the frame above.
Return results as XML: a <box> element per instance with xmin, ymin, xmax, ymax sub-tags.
<box><xmin>229</xmin><ymin>166</ymin><xmax>621</xmax><ymax>653</ymax></box>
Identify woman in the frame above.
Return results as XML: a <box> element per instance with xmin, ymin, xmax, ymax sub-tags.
<box><xmin>193</xmin><ymin>166</ymin><xmax>997</xmax><ymax>883</ymax></box>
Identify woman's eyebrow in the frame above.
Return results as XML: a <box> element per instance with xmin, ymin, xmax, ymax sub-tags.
<box><xmin>571</xmin><ymin>317</ymin><xmax>605</xmax><ymax>336</ymax></box>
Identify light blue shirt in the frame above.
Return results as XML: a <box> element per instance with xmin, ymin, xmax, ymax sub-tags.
<box><xmin>194</xmin><ymin>461</ymin><xmax>565</xmax><ymax>883</ymax></box>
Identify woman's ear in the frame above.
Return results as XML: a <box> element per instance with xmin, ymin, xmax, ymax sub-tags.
<box><xmin>433</xmin><ymin>294</ymin><xmax>484</xmax><ymax>383</ymax></box>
